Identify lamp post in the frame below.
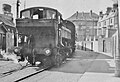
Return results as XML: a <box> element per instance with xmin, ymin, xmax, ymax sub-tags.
<box><xmin>115</xmin><ymin>1</ymin><xmax>120</xmax><ymax>77</ymax></box>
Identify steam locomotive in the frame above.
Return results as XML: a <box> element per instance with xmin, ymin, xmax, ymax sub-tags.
<box><xmin>15</xmin><ymin>7</ymin><xmax>75</xmax><ymax>66</ymax></box>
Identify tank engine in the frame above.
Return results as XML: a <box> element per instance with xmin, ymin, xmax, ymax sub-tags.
<box><xmin>16</xmin><ymin>7</ymin><xmax>75</xmax><ymax>66</ymax></box>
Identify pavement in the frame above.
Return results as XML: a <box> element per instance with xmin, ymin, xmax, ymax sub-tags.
<box><xmin>78</xmin><ymin>50</ymin><xmax>120</xmax><ymax>82</ymax></box>
<box><xmin>0</xmin><ymin>60</ymin><xmax>27</xmax><ymax>74</ymax></box>
<box><xmin>0</xmin><ymin>50</ymin><xmax>120</xmax><ymax>82</ymax></box>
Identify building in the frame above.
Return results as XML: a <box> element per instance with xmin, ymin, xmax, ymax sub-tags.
<box><xmin>97</xmin><ymin>3</ymin><xmax>118</xmax><ymax>56</ymax></box>
<box><xmin>0</xmin><ymin>4</ymin><xmax>17</xmax><ymax>52</ymax></box>
<box><xmin>67</xmin><ymin>10</ymin><xmax>99</xmax><ymax>51</ymax></box>
<box><xmin>0</xmin><ymin>14</ymin><xmax>16</xmax><ymax>51</ymax></box>
<box><xmin>67</xmin><ymin>10</ymin><xmax>99</xmax><ymax>42</ymax></box>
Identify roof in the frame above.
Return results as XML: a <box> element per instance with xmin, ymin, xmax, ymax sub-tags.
<box><xmin>20</xmin><ymin>7</ymin><xmax>62</xmax><ymax>16</ymax></box>
<box><xmin>0</xmin><ymin>14</ymin><xmax>15</xmax><ymax>27</ymax></box>
<box><xmin>67</xmin><ymin>11</ymin><xmax>99</xmax><ymax>21</ymax></box>
<box><xmin>98</xmin><ymin>9</ymin><xmax>117</xmax><ymax>22</ymax></box>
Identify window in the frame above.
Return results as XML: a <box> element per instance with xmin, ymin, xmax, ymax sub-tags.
<box><xmin>58</xmin><ymin>16</ymin><xmax>61</xmax><ymax>24</ymax></box>
<box><xmin>91</xmin><ymin>38</ymin><xmax>93</xmax><ymax>41</ymax></box>
<box><xmin>104</xmin><ymin>21</ymin><xmax>106</xmax><ymax>25</ymax></box>
<box><xmin>21</xmin><ymin>8</ymin><xmax>57</xmax><ymax>19</ymax></box>
<box><xmin>87</xmin><ymin>38</ymin><xmax>89</xmax><ymax>41</ymax></box>
<box><xmin>115</xmin><ymin>16</ymin><xmax>117</xmax><ymax>24</ymax></box>
<box><xmin>46</xmin><ymin>10</ymin><xmax>56</xmax><ymax>19</ymax></box>
<box><xmin>33</xmin><ymin>15</ymin><xmax>38</xmax><ymax>19</ymax></box>
<box><xmin>33</xmin><ymin>9</ymin><xmax>44</xmax><ymax>19</ymax></box>
<box><xmin>110</xmin><ymin>19</ymin><xmax>112</xmax><ymax>23</ymax></box>
<box><xmin>99</xmin><ymin>22</ymin><xmax>101</xmax><ymax>27</ymax></box>
<box><xmin>21</xmin><ymin>10</ymin><xmax>30</xmax><ymax>18</ymax></box>
<box><xmin>59</xmin><ymin>29</ymin><xmax>61</xmax><ymax>37</ymax></box>
<box><xmin>96</xmin><ymin>38</ymin><xmax>98</xmax><ymax>41</ymax></box>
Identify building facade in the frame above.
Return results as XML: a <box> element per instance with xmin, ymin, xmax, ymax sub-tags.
<box><xmin>67</xmin><ymin>10</ymin><xmax>99</xmax><ymax>42</ymax></box>
<box><xmin>0</xmin><ymin>14</ymin><xmax>16</xmax><ymax>51</ymax></box>
<box><xmin>67</xmin><ymin>10</ymin><xmax>99</xmax><ymax>51</ymax></box>
<box><xmin>97</xmin><ymin>3</ymin><xmax>118</xmax><ymax>56</ymax></box>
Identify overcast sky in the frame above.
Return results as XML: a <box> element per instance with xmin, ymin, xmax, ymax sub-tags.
<box><xmin>0</xmin><ymin>0</ymin><xmax>116</xmax><ymax>19</ymax></box>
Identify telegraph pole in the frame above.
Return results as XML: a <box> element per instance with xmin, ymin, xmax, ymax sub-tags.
<box><xmin>24</xmin><ymin>0</ymin><xmax>26</xmax><ymax>9</ymax></box>
<box><xmin>16</xmin><ymin>0</ymin><xmax>20</xmax><ymax>18</ymax></box>
<box><xmin>16</xmin><ymin>0</ymin><xmax>20</xmax><ymax>47</ymax></box>
<box><xmin>115</xmin><ymin>0</ymin><xmax>120</xmax><ymax>77</ymax></box>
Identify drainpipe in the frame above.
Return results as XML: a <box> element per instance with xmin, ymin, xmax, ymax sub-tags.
<box><xmin>16</xmin><ymin>30</ymin><xmax>18</xmax><ymax>47</ymax></box>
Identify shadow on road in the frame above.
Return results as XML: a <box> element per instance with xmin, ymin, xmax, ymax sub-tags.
<box><xmin>50</xmin><ymin>50</ymin><xmax>96</xmax><ymax>74</ymax></box>
<box><xmin>49</xmin><ymin>50</ymin><xmax>114</xmax><ymax>74</ymax></box>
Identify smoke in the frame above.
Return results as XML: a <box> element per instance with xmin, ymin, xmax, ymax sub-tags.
<box><xmin>1</xmin><ymin>50</ymin><xmax>19</xmax><ymax>63</ymax></box>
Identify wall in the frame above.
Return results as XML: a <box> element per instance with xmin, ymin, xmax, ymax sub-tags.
<box><xmin>112</xmin><ymin>31</ymin><xmax>118</xmax><ymax>59</ymax></box>
<box><xmin>98</xmin><ymin>37</ymin><xmax>114</xmax><ymax>57</ymax></box>
<box><xmin>98</xmin><ymin>38</ymin><xmax>104</xmax><ymax>52</ymax></box>
<box><xmin>6</xmin><ymin>32</ymin><xmax>14</xmax><ymax>51</ymax></box>
<box><xmin>93</xmin><ymin>41</ymin><xmax>98</xmax><ymax>52</ymax></box>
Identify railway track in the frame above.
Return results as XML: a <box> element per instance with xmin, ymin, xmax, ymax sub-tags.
<box><xmin>0</xmin><ymin>64</ymin><xmax>54</xmax><ymax>82</ymax></box>
<box><xmin>0</xmin><ymin>64</ymin><xmax>29</xmax><ymax>78</ymax></box>
<box><xmin>14</xmin><ymin>66</ymin><xmax>52</xmax><ymax>82</ymax></box>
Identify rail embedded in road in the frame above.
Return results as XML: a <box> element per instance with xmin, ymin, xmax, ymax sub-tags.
<box><xmin>14</xmin><ymin>65</ymin><xmax>53</xmax><ymax>82</ymax></box>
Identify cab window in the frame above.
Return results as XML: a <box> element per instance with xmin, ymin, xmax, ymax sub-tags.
<box><xmin>33</xmin><ymin>9</ymin><xmax>45</xmax><ymax>19</ymax></box>
<box><xmin>21</xmin><ymin>8</ymin><xmax>57</xmax><ymax>19</ymax></box>
<box><xmin>46</xmin><ymin>10</ymin><xmax>56</xmax><ymax>19</ymax></box>
<box><xmin>21</xmin><ymin>10</ymin><xmax>30</xmax><ymax>18</ymax></box>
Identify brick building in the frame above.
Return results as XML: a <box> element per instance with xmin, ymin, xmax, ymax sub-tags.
<box><xmin>67</xmin><ymin>10</ymin><xmax>99</xmax><ymax>42</ymax></box>
<box><xmin>0</xmin><ymin>14</ymin><xmax>16</xmax><ymax>51</ymax></box>
<box><xmin>97</xmin><ymin>3</ymin><xmax>118</xmax><ymax>56</ymax></box>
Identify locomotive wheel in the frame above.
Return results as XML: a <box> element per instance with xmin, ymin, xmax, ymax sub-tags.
<box><xmin>68</xmin><ymin>48</ymin><xmax>72</xmax><ymax>57</ymax></box>
<box><xmin>25</xmin><ymin>55</ymin><xmax>35</xmax><ymax>65</ymax></box>
<box><xmin>42</xmin><ymin>57</ymin><xmax>52</xmax><ymax>67</ymax></box>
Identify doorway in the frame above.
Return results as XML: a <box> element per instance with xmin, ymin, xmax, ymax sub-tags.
<box><xmin>103</xmin><ymin>40</ymin><xmax>105</xmax><ymax>52</ymax></box>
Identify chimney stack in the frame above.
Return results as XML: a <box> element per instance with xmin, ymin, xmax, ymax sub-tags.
<box><xmin>76</xmin><ymin>11</ymin><xmax>78</xmax><ymax>19</ymax></box>
<box><xmin>106</xmin><ymin>7</ymin><xmax>112</xmax><ymax>15</ymax></box>
<box><xmin>99</xmin><ymin>11</ymin><xmax>103</xmax><ymax>17</ymax></box>
<box><xmin>113</xmin><ymin>3</ymin><xmax>118</xmax><ymax>9</ymax></box>
<box><xmin>2</xmin><ymin>4</ymin><xmax>11</xmax><ymax>14</ymax></box>
<box><xmin>90</xmin><ymin>10</ymin><xmax>92</xmax><ymax>16</ymax></box>
<box><xmin>2</xmin><ymin>4</ymin><xmax>13</xmax><ymax>17</ymax></box>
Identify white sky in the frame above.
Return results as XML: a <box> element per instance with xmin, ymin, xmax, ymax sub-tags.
<box><xmin>0</xmin><ymin>0</ymin><xmax>117</xmax><ymax>19</ymax></box>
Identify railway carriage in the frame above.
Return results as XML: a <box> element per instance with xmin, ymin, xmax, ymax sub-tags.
<box><xmin>15</xmin><ymin>7</ymin><xmax>75</xmax><ymax>66</ymax></box>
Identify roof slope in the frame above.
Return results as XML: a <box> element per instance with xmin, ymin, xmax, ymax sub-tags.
<box><xmin>67</xmin><ymin>11</ymin><xmax>99</xmax><ymax>21</ymax></box>
<box><xmin>0</xmin><ymin>14</ymin><xmax>15</xmax><ymax>27</ymax></box>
